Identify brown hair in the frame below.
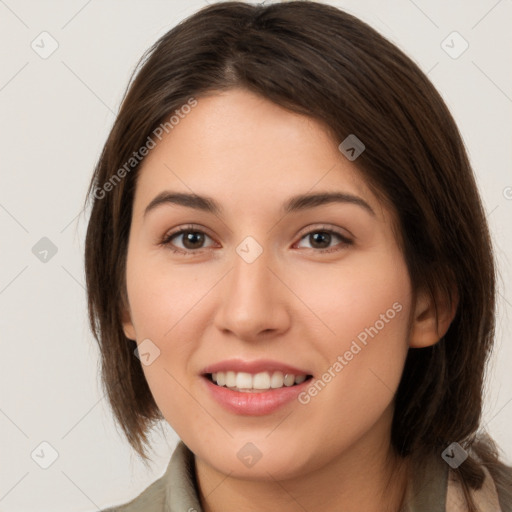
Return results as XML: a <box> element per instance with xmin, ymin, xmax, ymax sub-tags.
<box><xmin>83</xmin><ymin>1</ymin><xmax>511</xmax><ymax>509</ymax></box>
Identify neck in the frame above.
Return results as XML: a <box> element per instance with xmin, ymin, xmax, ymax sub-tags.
<box><xmin>194</xmin><ymin>412</ymin><xmax>410</xmax><ymax>512</ymax></box>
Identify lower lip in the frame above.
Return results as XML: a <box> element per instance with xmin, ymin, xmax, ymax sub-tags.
<box><xmin>201</xmin><ymin>376</ymin><xmax>311</xmax><ymax>416</ymax></box>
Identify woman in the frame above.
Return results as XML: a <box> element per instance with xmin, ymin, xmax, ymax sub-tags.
<box><xmin>84</xmin><ymin>2</ymin><xmax>512</xmax><ymax>511</ymax></box>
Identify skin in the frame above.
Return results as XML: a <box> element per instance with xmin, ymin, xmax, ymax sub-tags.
<box><xmin>122</xmin><ymin>88</ymin><xmax>455</xmax><ymax>512</ymax></box>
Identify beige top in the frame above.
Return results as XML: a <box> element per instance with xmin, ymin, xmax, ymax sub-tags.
<box><xmin>101</xmin><ymin>441</ymin><xmax>507</xmax><ymax>512</ymax></box>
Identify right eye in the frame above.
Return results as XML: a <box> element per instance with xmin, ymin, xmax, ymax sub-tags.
<box><xmin>160</xmin><ymin>225</ymin><xmax>217</xmax><ymax>255</ymax></box>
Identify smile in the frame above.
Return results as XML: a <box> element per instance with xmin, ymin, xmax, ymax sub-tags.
<box><xmin>207</xmin><ymin>371</ymin><xmax>310</xmax><ymax>392</ymax></box>
<box><xmin>200</xmin><ymin>359</ymin><xmax>314</xmax><ymax>415</ymax></box>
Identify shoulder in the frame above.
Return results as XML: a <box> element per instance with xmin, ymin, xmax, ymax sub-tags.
<box><xmin>100</xmin><ymin>475</ymin><xmax>167</xmax><ymax>512</ymax></box>
<box><xmin>488</xmin><ymin>463</ymin><xmax>512</xmax><ymax>512</ymax></box>
<box><xmin>447</xmin><ymin>460</ymin><xmax>512</xmax><ymax>512</ymax></box>
<box><xmin>404</xmin><ymin>448</ymin><xmax>512</xmax><ymax>511</ymax></box>
<box><xmin>99</xmin><ymin>441</ymin><xmax>201</xmax><ymax>512</ymax></box>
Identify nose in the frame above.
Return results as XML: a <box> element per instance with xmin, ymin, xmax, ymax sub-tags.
<box><xmin>213</xmin><ymin>243</ymin><xmax>291</xmax><ymax>342</ymax></box>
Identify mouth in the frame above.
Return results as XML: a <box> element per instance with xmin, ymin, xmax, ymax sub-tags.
<box><xmin>204</xmin><ymin>371</ymin><xmax>314</xmax><ymax>393</ymax></box>
<box><xmin>200</xmin><ymin>359</ymin><xmax>314</xmax><ymax>415</ymax></box>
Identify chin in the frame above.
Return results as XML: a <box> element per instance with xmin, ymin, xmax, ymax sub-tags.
<box><xmin>194</xmin><ymin>436</ymin><xmax>318</xmax><ymax>480</ymax></box>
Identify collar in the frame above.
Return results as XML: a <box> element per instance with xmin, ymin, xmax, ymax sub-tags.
<box><xmin>162</xmin><ymin>441</ymin><xmax>502</xmax><ymax>512</ymax></box>
<box><xmin>164</xmin><ymin>441</ymin><xmax>203</xmax><ymax>512</ymax></box>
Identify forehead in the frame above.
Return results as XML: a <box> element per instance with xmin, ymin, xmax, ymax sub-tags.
<box><xmin>133</xmin><ymin>88</ymin><xmax>384</xmax><ymax>219</ymax></box>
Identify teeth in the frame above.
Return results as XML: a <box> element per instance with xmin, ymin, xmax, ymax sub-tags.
<box><xmin>283</xmin><ymin>373</ymin><xmax>295</xmax><ymax>387</ymax></box>
<box><xmin>225</xmin><ymin>371</ymin><xmax>236</xmax><ymax>388</ymax></box>
<box><xmin>215</xmin><ymin>371</ymin><xmax>225</xmax><ymax>386</ymax></box>
<box><xmin>270</xmin><ymin>371</ymin><xmax>284</xmax><ymax>388</ymax></box>
<box><xmin>253</xmin><ymin>371</ymin><xmax>271</xmax><ymax>389</ymax></box>
<box><xmin>210</xmin><ymin>371</ymin><xmax>309</xmax><ymax>390</ymax></box>
<box><xmin>236</xmin><ymin>372</ymin><xmax>252</xmax><ymax>389</ymax></box>
<box><xmin>294</xmin><ymin>374</ymin><xmax>307</xmax><ymax>384</ymax></box>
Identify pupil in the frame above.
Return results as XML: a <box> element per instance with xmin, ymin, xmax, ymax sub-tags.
<box><xmin>311</xmin><ymin>232</ymin><xmax>330</xmax><ymax>248</ymax></box>
<box><xmin>184</xmin><ymin>231</ymin><xmax>204</xmax><ymax>249</ymax></box>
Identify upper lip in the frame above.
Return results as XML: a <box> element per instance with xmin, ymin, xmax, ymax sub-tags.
<box><xmin>201</xmin><ymin>359</ymin><xmax>312</xmax><ymax>376</ymax></box>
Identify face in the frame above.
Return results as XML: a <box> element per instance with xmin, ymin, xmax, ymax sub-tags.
<box><xmin>122</xmin><ymin>88</ymin><xmax>414</xmax><ymax>480</ymax></box>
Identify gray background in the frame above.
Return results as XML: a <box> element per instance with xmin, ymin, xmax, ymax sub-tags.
<box><xmin>0</xmin><ymin>0</ymin><xmax>511</xmax><ymax>510</ymax></box>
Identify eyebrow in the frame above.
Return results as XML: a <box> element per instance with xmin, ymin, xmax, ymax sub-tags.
<box><xmin>143</xmin><ymin>190</ymin><xmax>375</xmax><ymax>218</ymax></box>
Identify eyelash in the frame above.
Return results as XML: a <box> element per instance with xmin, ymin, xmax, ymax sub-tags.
<box><xmin>159</xmin><ymin>224</ymin><xmax>353</xmax><ymax>256</ymax></box>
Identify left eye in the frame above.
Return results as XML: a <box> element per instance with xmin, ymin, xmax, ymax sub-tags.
<box><xmin>295</xmin><ymin>230</ymin><xmax>352</xmax><ymax>252</ymax></box>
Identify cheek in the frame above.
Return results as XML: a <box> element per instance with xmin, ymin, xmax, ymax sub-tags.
<box><xmin>125</xmin><ymin>245</ymin><xmax>211</xmax><ymax>340</ymax></box>
<box><xmin>124</xmin><ymin>249</ymin><xmax>214</xmax><ymax>422</ymax></box>
<box><xmin>288</xmin><ymin>246</ymin><xmax>411</xmax><ymax>348</ymax></box>
<box><xmin>290</xmin><ymin>249</ymin><xmax>412</xmax><ymax>405</ymax></box>
<box><xmin>126</xmin><ymin>269</ymin><xmax>204</xmax><ymax>437</ymax></box>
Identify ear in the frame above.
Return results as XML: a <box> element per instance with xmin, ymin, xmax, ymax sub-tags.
<box><xmin>121</xmin><ymin>298</ymin><xmax>137</xmax><ymax>341</ymax></box>
<box><xmin>409</xmin><ymin>286</ymin><xmax>458</xmax><ymax>348</ymax></box>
